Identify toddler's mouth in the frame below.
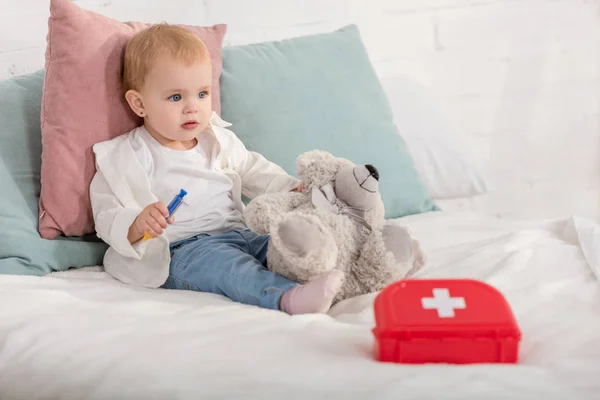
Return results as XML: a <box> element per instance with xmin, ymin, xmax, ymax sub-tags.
<box><xmin>182</xmin><ymin>121</ymin><xmax>199</xmax><ymax>130</ymax></box>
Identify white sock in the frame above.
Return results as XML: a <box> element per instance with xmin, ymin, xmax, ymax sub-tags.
<box><xmin>280</xmin><ymin>270</ymin><xmax>344</xmax><ymax>315</ymax></box>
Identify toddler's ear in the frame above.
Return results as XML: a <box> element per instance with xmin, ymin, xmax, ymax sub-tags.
<box><xmin>125</xmin><ymin>89</ymin><xmax>146</xmax><ymax>118</ymax></box>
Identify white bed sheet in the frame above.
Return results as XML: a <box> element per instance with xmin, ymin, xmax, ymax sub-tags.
<box><xmin>1</xmin><ymin>210</ymin><xmax>600</xmax><ymax>400</ymax></box>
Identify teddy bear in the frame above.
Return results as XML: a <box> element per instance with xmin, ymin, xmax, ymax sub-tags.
<box><xmin>243</xmin><ymin>150</ymin><xmax>425</xmax><ymax>304</ymax></box>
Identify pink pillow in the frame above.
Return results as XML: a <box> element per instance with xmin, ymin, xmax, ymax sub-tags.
<box><xmin>39</xmin><ymin>0</ymin><xmax>227</xmax><ymax>239</ymax></box>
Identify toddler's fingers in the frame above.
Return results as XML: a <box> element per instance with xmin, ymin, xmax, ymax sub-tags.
<box><xmin>148</xmin><ymin>220</ymin><xmax>163</xmax><ymax>236</ymax></box>
<box><xmin>167</xmin><ymin>216</ymin><xmax>175</xmax><ymax>224</ymax></box>
<box><xmin>142</xmin><ymin>224</ymin><xmax>160</xmax><ymax>239</ymax></box>
<box><xmin>150</xmin><ymin>208</ymin><xmax>168</xmax><ymax>228</ymax></box>
<box><xmin>143</xmin><ymin>219</ymin><xmax>162</xmax><ymax>236</ymax></box>
<box><xmin>154</xmin><ymin>202</ymin><xmax>170</xmax><ymax>219</ymax></box>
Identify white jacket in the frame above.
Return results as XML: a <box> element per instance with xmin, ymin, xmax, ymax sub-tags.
<box><xmin>90</xmin><ymin>112</ymin><xmax>300</xmax><ymax>288</ymax></box>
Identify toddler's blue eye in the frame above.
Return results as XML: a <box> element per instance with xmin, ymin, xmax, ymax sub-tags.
<box><xmin>199</xmin><ymin>91</ymin><xmax>208</xmax><ymax>99</ymax></box>
<box><xmin>169</xmin><ymin>94</ymin><xmax>182</xmax><ymax>101</ymax></box>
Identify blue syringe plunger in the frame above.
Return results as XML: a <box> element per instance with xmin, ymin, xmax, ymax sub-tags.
<box><xmin>167</xmin><ymin>189</ymin><xmax>188</xmax><ymax>217</ymax></box>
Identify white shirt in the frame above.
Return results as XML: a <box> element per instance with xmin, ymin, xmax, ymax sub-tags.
<box><xmin>90</xmin><ymin>112</ymin><xmax>301</xmax><ymax>288</ymax></box>
<box><xmin>133</xmin><ymin>126</ymin><xmax>246</xmax><ymax>242</ymax></box>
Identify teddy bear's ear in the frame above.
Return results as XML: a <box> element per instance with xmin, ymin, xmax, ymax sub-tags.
<box><xmin>296</xmin><ymin>150</ymin><xmax>335</xmax><ymax>175</ymax></box>
<box><xmin>296</xmin><ymin>150</ymin><xmax>353</xmax><ymax>188</ymax></box>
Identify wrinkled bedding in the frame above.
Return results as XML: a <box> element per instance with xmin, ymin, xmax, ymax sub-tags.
<box><xmin>1</xmin><ymin>210</ymin><xmax>599</xmax><ymax>400</ymax></box>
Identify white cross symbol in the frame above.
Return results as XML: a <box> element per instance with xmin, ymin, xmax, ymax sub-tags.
<box><xmin>421</xmin><ymin>288</ymin><xmax>466</xmax><ymax>318</ymax></box>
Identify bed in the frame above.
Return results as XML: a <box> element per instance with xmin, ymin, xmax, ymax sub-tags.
<box><xmin>2</xmin><ymin>209</ymin><xmax>600</xmax><ymax>399</ymax></box>
<box><xmin>2</xmin><ymin>1</ymin><xmax>600</xmax><ymax>398</ymax></box>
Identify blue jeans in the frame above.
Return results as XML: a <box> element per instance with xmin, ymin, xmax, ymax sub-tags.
<box><xmin>161</xmin><ymin>229</ymin><xmax>298</xmax><ymax>310</ymax></box>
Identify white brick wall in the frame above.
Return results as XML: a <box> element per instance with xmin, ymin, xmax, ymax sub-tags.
<box><xmin>1</xmin><ymin>0</ymin><xmax>599</xmax><ymax>221</ymax></box>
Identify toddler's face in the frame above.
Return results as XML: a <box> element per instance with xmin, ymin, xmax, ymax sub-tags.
<box><xmin>140</xmin><ymin>57</ymin><xmax>212</xmax><ymax>146</ymax></box>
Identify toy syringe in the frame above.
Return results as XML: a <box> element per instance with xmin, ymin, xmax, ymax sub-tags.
<box><xmin>142</xmin><ymin>189</ymin><xmax>188</xmax><ymax>242</ymax></box>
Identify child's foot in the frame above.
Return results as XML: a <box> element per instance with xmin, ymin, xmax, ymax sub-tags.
<box><xmin>279</xmin><ymin>270</ymin><xmax>344</xmax><ymax>315</ymax></box>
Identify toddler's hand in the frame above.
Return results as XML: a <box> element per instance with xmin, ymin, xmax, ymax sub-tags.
<box><xmin>130</xmin><ymin>201</ymin><xmax>174</xmax><ymax>241</ymax></box>
<box><xmin>290</xmin><ymin>183</ymin><xmax>305</xmax><ymax>193</ymax></box>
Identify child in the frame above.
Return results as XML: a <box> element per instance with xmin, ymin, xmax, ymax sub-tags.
<box><xmin>89</xmin><ymin>24</ymin><xmax>344</xmax><ymax>315</ymax></box>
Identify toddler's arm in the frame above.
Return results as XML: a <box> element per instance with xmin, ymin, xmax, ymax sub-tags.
<box><xmin>89</xmin><ymin>169</ymin><xmax>147</xmax><ymax>259</ymax></box>
<box><xmin>229</xmin><ymin>135</ymin><xmax>301</xmax><ymax>198</ymax></box>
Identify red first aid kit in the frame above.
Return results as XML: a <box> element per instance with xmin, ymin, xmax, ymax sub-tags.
<box><xmin>372</xmin><ymin>279</ymin><xmax>521</xmax><ymax>364</ymax></box>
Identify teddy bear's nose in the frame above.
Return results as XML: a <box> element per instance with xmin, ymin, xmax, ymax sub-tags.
<box><xmin>365</xmin><ymin>164</ymin><xmax>379</xmax><ymax>181</ymax></box>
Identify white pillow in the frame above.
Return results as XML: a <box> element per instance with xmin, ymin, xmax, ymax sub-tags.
<box><xmin>379</xmin><ymin>75</ymin><xmax>493</xmax><ymax>199</ymax></box>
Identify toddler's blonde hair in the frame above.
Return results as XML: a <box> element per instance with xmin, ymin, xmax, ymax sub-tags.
<box><xmin>122</xmin><ymin>23</ymin><xmax>211</xmax><ymax>93</ymax></box>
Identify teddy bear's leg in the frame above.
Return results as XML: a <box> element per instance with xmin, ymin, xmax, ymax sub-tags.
<box><xmin>407</xmin><ymin>238</ymin><xmax>426</xmax><ymax>276</ymax></box>
<box><xmin>267</xmin><ymin>212</ymin><xmax>338</xmax><ymax>283</ymax></box>
<box><xmin>382</xmin><ymin>223</ymin><xmax>425</xmax><ymax>277</ymax></box>
<box><xmin>244</xmin><ymin>192</ymin><xmax>306</xmax><ymax>235</ymax></box>
<box><xmin>353</xmin><ymin>223</ymin><xmax>422</xmax><ymax>292</ymax></box>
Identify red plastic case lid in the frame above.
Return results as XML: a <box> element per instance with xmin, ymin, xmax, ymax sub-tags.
<box><xmin>373</xmin><ymin>279</ymin><xmax>521</xmax><ymax>340</ymax></box>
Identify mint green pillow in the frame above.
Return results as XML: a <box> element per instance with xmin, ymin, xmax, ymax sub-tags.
<box><xmin>0</xmin><ymin>70</ymin><xmax>107</xmax><ymax>276</ymax></box>
<box><xmin>220</xmin><ymin>25</ymin><xmax>438</xmax><ymax>218</ymax></box>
